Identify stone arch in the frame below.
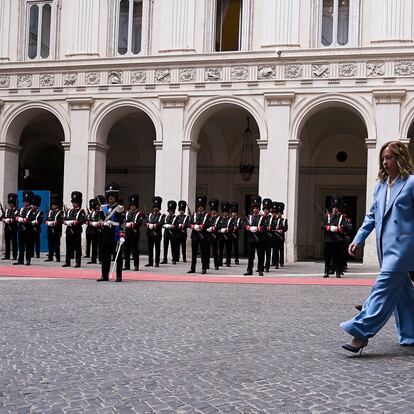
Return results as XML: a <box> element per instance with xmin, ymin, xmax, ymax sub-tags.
<box><xmin>1</xmin><ymin>101</ymin><xmax>70</xmax><ymax>146</ymax></box>
<box><xmin>401</xmin><ymin>96</ymin><xmax>414</xmax><ymax>140</ymax></box>
<box><xmin>291</xmin><ymin>93</ymin><xmax>375</xmax><ymax>142</ymax></box>
<box><xmin>90</xmin><ymin>99</ymin><xmax>163</xmax><ymax>145</ymax></box>
<box><xmin>184</xmin><ymin>95</ymin><xmax>268</xmax><ymax>143</ymax></box>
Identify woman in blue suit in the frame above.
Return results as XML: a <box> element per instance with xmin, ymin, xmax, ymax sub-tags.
<box><xmin>341</xmin><ymin>141</ymin><xmax>414</xmax><ymax>353</ymax></box>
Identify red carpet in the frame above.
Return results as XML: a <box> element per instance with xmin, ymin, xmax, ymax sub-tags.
<box><xmin>0</xmin><ymin>265</ymin><xmax>374</xmax><ymax>286</ymax></box>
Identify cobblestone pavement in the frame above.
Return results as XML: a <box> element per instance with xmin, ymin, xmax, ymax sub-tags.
<box><xmin>2</xmin><ymin>278</ymin><xmax>413</xmax><ymax>414</ymax></box>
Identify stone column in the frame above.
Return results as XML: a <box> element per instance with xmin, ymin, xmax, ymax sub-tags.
<box><xmin>0</xmin><ymin>0</ymin><xmax>11</xmax><ymax>59</ymax></box>
<box><xmin>63</xmin><ymin>98</ymin><xmax>93</xmax><ymax>206</ymax></box>
<box><xmin>286</xmin><ymin>139</ymin><xmax>301</xmax><ymax>263</ymax></box>
<box><xmin>87</xmin><ymin>142</ymin><xmax>109</xmax><ymax>201</ymax></box>
<box><xmin>158</xmin><ymin>0</ymin><xmax>196</xmax><ymax>52</ymax></box>
<box><xmin>260</xmin><ymin>0</ymin><xmax>300</xmax><ymax>47</ymax></box>
<box><xmin>260</xmin><ymin>93</ymin><xmax>295</xmax><ymax>201</ymax></box>
<box><xmin>181</xmin><ymin>140</ymin><xmax>199</xmax><ymax>211</ymax></box>
<box><xmin>154</xmin><ymin>96</ymin><xmax>188</xmax><ymax>202</ymax></box>
<box><xmin>370</xmin><ymin>0</ymin><xmax>413</xmax><ymax>43</ymax></box>
<box><xmin>65</xmin><ymin>0</ymin><xmax>100</xmax><ymax>56</ymax></box>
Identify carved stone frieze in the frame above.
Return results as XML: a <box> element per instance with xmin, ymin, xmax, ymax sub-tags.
<box><xmin>231</xmin><ymin>66</ymin><xmax>248</xmax><ymax>81</ymax></box>
<box><xmin>155</xmin><ymin>69</ymin><xmax>171</xmax><ymax>83</ymax></box>
<box><xmin>0</xmin><ymin>75</ymin><xmax>10</xmax><ymax>88</ymax></box>
<box><xmin>179</xmin><ymin>68</ymin><xmax>196</xmax><ymax>82</ymax></box>
<box><xmin>312</xmin><ymin>64</ymin><xmax>329</xmax><ymax>78</ymax></box>
<box><xmin>367</xmin><ymin>62</ymin><xmax>385</xmax><ymax>77</ymax></box>
<box><xmin>108</xmin><ymin>71</ymin><xmax>123</xmax><ymax>84</ymax></box>
<box><xmin>285</xmin><ymin>64</ymin><xmax>302</xmax><ymax>79</ymax></box>
<box><xmin>205</xmin><ymin>67</ymin><xmax>222</xmax><ymax>81</ymax></box>
<box><xmin>339</xmin><ymin>63</ymin><xmax>357</xmax><ymax>77</ymax></box>
<box><xmin>63</xmin><ymin>73</ymin><xmax>77</xmax><ymax>86</ymax></box>
<box><xmin>85</xmin><ymin>72</ymin><xmax>100</xmax><ymax>85</ymax></box>
<box><xmin>394</xmin><ymin>61</ymin><xmax>414</xmax><ymax>76</ymax></box>
<box><xmin>257</xmin><ymin>65</ymin><xmax>276</xmax><ymax>80</ymax></box>
<box><xmin>40</xmin><ymin>74</ymin><xmax>55</xmax><ymax>87</ymax></box>
<box><xmin>17</xmin><ymin>74</ymin><xmax>32</xmax><ymax>88</ymax></box>
<box><xmin>131</xmin><ymin>71</ymin><xmax>146</xmax><ymax>84</ymax></box>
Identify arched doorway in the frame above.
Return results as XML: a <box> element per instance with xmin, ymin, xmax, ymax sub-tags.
<box><xmin>195</xmin><ymin>105</ymin><xmax>260</xmax><ymax>254</ymax></box>
<box><xmin>18</xmin><ymin>112</ymin><xmax>64</xmax><ymax>195</ymax></box>
<box><xmin>105</xmin><ymin>110</ymin><xmax>156</xmax><ymax>209</ymax></box>
<box><xmin>297</xmin><ymin>106</ymin><xmax>368</xmax><ymax>260</ymax></box>
<box><xmin>407</xmin><ymin>122</ymin><xmax>414</xmax><ymax>159</ymax></box>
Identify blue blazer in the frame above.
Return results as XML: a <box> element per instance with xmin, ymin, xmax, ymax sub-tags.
<box><xmin>354</xmin><ymin>174</ymin><xmax>414</xmax><ymax>272</ymax></box>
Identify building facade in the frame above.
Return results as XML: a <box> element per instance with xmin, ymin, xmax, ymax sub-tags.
<box><xmin>1</xmin><ymin>0</ymin><xmax>414</xmax><ymax>263</ymax></box>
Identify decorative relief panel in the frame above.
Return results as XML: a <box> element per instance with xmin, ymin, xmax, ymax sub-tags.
<box><xmin>367</xmin><ymin>62</ymin><xmax>385</xmax><ymax>77</ymax></box>
<box><xmin>231</xmin><ymin>66</ymin><xmax>248</xmax><ymax>81</ymax></box>
<box><xmin>131</xmin><ymin>71</ymin><xmax>146</xmax><ymax>84</ymax></box>
<box><xmin>179</xmin><ymin>68</ymin><xmax>196</xmax><ymax>82</ymax></box>
<box><xmin>205</xmin><ymin>67</ymin><xmax>222</xmax><ymax>81</ymax></box>
<box><xmin>155</xmin><ymin>69</ymin><xmax>171</xmax><ymax>83</ymax></box>
<box><xmin>17</xmin><ymin>75</ymin><xmax>32</xmax><ymax>88</ymax></box>
<box><xmin>0</xmin><ymin>75</ymin><xmax>10</xmax><ymax>88</ymax></box>
<box><xmin>40</xmin><ymin>74</ymin><xmax>55</xmax><ymax>87</ymax></box>
<box><xmin>63</xmin><ymin>73</ymin><xmax>78</xmax><ymax>86</ymax></box>
<box><xmin>394</xmin><ymin>61</ymin><xmax>414</xmax><ymax>76</ymax></box>
<box><xmin>284</xmin><ymin>64</ymin><xmax>302</xmax><ymax>79</ymax></box>
<box><xmin>312</xmin><ymin>64</ymin><xmax>329</xmax><ymax>78</ymax></box>
<box><xmin>339</xmin><ymin>63</ymin><xmax>357</xmax><ymax>78</ymax></box>
<box><xmin>108</xmin><ymin>71</ymin><xmax>123</xmax><ymax>84</ymax></box>
<box><xmin>257</xmin><ymin>65</ymin><xmax>276</xmax><ymax>80</ymax></box>
<box><xmin>85</xmin><ymin>72</ymin><xmax>100</xmax><ymax>85</ymax></box>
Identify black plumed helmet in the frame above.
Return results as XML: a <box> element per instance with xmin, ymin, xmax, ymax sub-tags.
<box><xmin>195</xmin><ymin>195</ymin><xmax>207</xmax><ymax>208</ymax></box>
<box><xmin>33</xmin><ymin>195</ymin><xmax>41</xmax><ymax>207</ymax></box>
<box><xmin>7</xmin><ymin>193</ymin><xmax>17</xmax><ymax>205</ymax></box>
<box><xmin>128</xmin><ymin>193</ymin><xmax>139</xmax><ymax>206</ymax></box>
<box><xmin>262</xmin><ymin>198</ymin><xmax>272</xmax><ymax>210</ymax></box>
<box><xmin>230</xmin><ymin>202</ymin><xmax>239</xmax><ymax>213</ymax></box>
<box><xmin>152</xmin><ymin>196</ymin><xmax>162</xmax><ymax>209</ymax></box>
<box><xmin>250</xmin><ymin>195</ymin><xmax>261</xmax><ymax>208</ymax></box>
<box><xmin>167</xmin><ymin>200</ymin><xmax>177</xmax><ymax>213</ymax></box>
<box><xmin>209</xmin><ymin>199</ymin><xmax>219</xmax><ymax>211</ymax></box>
<box><xmin>23</xmin><ymin>190</ymin><xmax>34</xmax><ymax>203</ymax></box>
<box><xmin>178</xmin><ymin>200</ymin><xmax>187</xmax><ymax>211</ymax></box>
<box><xmin>221</xmin><ymin>201</ymin><xmax>230</xmax><ymax>213</ymax></box>
<box><xmin>71</xmin><ymin>191</ymin><xmax>82</xmax><ymax>204</ymax></box>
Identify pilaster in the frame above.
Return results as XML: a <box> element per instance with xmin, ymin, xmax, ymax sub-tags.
<box><xmin>0</xmin><ymin>0</ymin><xmax>11</xmax><ymax>59</ymax></box>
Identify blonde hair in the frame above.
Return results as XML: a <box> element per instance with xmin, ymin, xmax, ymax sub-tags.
<box><xmin>378</xmin><ymin>140</ymin><xmax>414</xmax><ymax>182</ymax></box>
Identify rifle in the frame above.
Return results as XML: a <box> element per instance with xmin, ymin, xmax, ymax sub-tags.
<box><xmin>315</xmin><ymin>201</ymin><xmax>328</xmax><ymax>218</ymax></box>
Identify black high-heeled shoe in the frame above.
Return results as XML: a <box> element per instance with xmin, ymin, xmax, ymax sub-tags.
<box><xmin>342</xmin><ymin>342</ymin><xmax>368</xmax><ymax>355</ymax></box>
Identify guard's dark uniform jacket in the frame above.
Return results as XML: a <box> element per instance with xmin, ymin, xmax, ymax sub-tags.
<box><xmin>1</xmin><ymin>206</ymin><xmax>18</xmax><ymax>260</ymax></box>
<box><xmin>217</xmin><ymin>215</ymin><xmax>232</xmax><ymax>267</ymax></box>
<box><xmin>45</xmin><ymin>208</ymin><xmax>63</xmax><ymax>262</ymax></box>
<box><xmin>124</xmin><ymin>208</ymin><xmax>144</xmax><ymax>270</ymax></box>
<box><xmin>15</xmin><ymin>205</ymin><xmax>37</xmax><ymax>265</ymax></box>
<box><xmin>146</xmin><ymin>210</ymin><xmax>165</xmax><ymax>266</ymax></box>
<box><xmin>322</xmin><ymin>212</ymin><xmax>344</xmax><ymax>277</ymax></box>
<box><xmin>245</xmin><ymin>212</ymin><xmax>265</xmax><ymax>275</ymax></box>
<box><xmin>189</xmin><ymin>211</ymin><xmax>211</xmax><ymax>272</ymax></box>
<box><xmin>63</xmin><ymin>207</ymin><xmax>86</xmax><ymax>267</ymax></box>
<box><xmin>173</xmin><ymin>212</ymin><xmax>189</xmax><ymax>262</ymax></box>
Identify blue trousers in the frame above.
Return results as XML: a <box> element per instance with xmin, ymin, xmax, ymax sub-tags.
<box><xmin>341</xmin><ymin>271</ymin><xmax>414</xmax><ymax>344</ymax></box>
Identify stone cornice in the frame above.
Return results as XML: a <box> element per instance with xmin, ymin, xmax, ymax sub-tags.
<box><xmin>373</xmin><ymin>89</ymin><xmax>406</xmax><ymax>104</ymax></box>
<box><xmin>66</xmin><ymin>97</ymin><xmax>94</xmax><ymax>110</ymax></box>
<box><xmin>159</xmin><ymin>95</ymin><xmax>188</xmax><ymax>108</ymax></box>
<box><xmin>0</xmin><ymin>142</ymin><xmax>21</xmax><ymax>152</ymax></box>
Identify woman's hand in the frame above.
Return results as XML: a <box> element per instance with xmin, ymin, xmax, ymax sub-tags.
<box><xmin>348</xmin><ymin>242</ymin><xmax>359</xmax><ymax>257</ymax></box>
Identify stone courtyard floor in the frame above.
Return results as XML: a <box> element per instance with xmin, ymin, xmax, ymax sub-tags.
<box><xmin>1</xmin><ymin>258</ymin><xmax>413</xmax><ymax>413</ymax></box>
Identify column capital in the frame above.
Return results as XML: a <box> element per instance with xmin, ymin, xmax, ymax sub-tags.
<box><xmin>399</xmin><ymin>138</ymin><xmax>410</xmax><ymax>145</ymax></box>
<box><xmin>61</xmin><ymin>141</ymin><xmax>71</xmax><ymax>151</ymax></box>
<box><xmin>159</xmin><ymin>95</ymin><xmax>188</xmax><ymax>109</ymax></box>
<box><xmin>66</xmin><ymin>97</ymin><xmax>94</xmax><ymax>110</ymax></box>
<box><xmin>182</xmin><ymin>140</ymin><xmax>200</xmax><ymax>151</ymax></box>
<box><xmin>0</xmin><ymin>99</ymin><xmax>4</xmax><ymax>113</ymax></box>
<box><xmin>365</xmin><ymin>138</ymin><xmax>377</xmax><ymax>148</ymax></box>
<box><xmin>373</xmin><ymin>90</ymin><xmax>406</xmax><ymax>104</ymax></box>
<box><xmin>256</xmin><ymin>139</ymin><xmax>268</xmax><ymax>149</ymax></box>
<box><xmin>0</xmin><ymin>142</ymin><xmax>21</xmax><ymax>152</ymax></box>
<box><xmin>88</xmin><ymin>141</ymin><xmax>110</xmax><ymax>152</ymax></box>
<box><xmin>153</xmin><ymin>140</ymin><xmax>163</xmax><ymax>150</ymax></box>
<box><xmin>288</xmin><ymin>139</ymin><xmax>301</xmax><ymax>149</ymax></box>
<box><xmin>264</xmin><ymin>93</ymin><xmax>295</xmax><ymax>106</ymax></box>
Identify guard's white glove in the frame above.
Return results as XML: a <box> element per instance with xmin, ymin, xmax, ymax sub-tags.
<box><xmin>330</xmin><ymin>226</ymin><xmax>338</xmax><ymax>232</ymax></box>
<box><xmin>103</xmin><ymin>221</ymin><xmax>112</xmax><ymax>227</ymax></box>
<box><xmin>46</xmin><ymin>221</ymin><xmax>53</xmax><ymax>226</ymax></box>
<box><xmin>220</xmin><ymin>228</ymin><xmax>227</xmax><ymax>233</ymax></box>
<box><xmin>179</xmin><ymin>224</ymin><xmax>184</xmax><ymax>229</ymax></box>
<box><xmin>119</xmin><ymin>237</ymin><xmax>125</xmax><ymax>244</ymax></box>
<box><xmin>193</xmin><ymin>224</ymin><xmax>200</xmax><ymax>231</ymax></box>
<box><xmin>250</xmin><ymin>226</ymin><xmax>257</xmax><ymax>233</ymax></box>
<box><xmin>207</xmin><ymin>227</ymin><xmax>213</xmax><ymax>233</ymax></box>
<box><xmin>3</xmin><ymin>218</ymin><xmax>11</xmax><ymax>224</ymax></box>
<box><xmin>147</xmin><ymin>223</ymin><xmax>153</xmax><ymax>230</ymax></box>
<box><xmin>91</xmin><ymin>221</ymin><xmax>98</xmax><ymax>227</ymax></box>
<box><xmin>126</xmin><ymin>222</ymin><xmax>133</xmax><ymax>228</ymax></box>
<box><xmin>18</xmin><ymin>217</ymin><xmax>26</xmax><ymax>223</ymax></box>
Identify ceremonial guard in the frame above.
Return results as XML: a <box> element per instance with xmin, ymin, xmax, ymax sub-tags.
<box><xmin>32</xmin><ymin>195</ymin><xmax>44</xmax><ymax>258</ymax></box>
<box><xmin>161</xmin><ymin>200</ymin><xmax>177</xmax><ymax>264</ymax></box>
<box><xmin>188</xmin><ymin>196</ymin><xmax>211</xmax><ymax>274</ymax></box>
<box><xmin>321</xmin><ymin>196</ymin><xmax>344</xmax><ymax>278</ymax></box>
<box><xmin>14</xmin><ymin>191</ymin><xmax>36</xmax><ymax>266</ymax></box>
<box><xmin>230</xmin><ymin>202</ymin><xmax>242</xmax><ymax>265</ymax></box>
<box><xmin>63</xmin><ymin>191</ymin><xmax>86</xmax><ymax>268</ymax></box>
<box><xmin>45</xmin><ymin>195</ymin><xmax>63</xmax><ymax>262</ymax></box>
<box><xmin>244</xmin><ymin>196</ymin><xmax>265</xmax><ymax>276</ymax></box>
<box><xmin>173</xmin><ymin>200</ymin><xmax>190</xmax><ymax>263</ymax></box>
<box><xmin>86</xmin><ymin>199</ymin><xmax>104</xmax><ymax>264</ymax></box>
<box><xmin>260</xmin><ymin>198</ymin><xmax>273</xmax><ymax>272</ymax></box>
<box><xmin>97</xmin><ymin>183</ymin><xmax>125</xmax><ymax>282</ymax></box>
<box><xmin>207</xmin><ymin>199</ymin><xmax>220</xmax><ymax>270</ymax></box>
<box><xmin>84</xmin><ymin>199</ymin><xmax>95</xmax><ymax>259</ymax></box>
<box><xmin>145</xmin><ymin>196</ymin><xmax>165</xmax><ymax>267</ymax></box>
<box><xmin>273</xmin><ymin>202</ymin><xmax>288</xmax><ymax>269</ymax></box>
<box><xmin>1</xmin><ymin>193</ymin><xmax>18</xmax><ymax>261</ymax></box>
<box><xmin>217</xmin><ymin>201</ymin><xmax>232</xmax><ymax>267</ymax></box>
<box><xmin>123</xmin><ymin>193</ymin><xmax>143</xmax><ymax>271</ymax></box>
